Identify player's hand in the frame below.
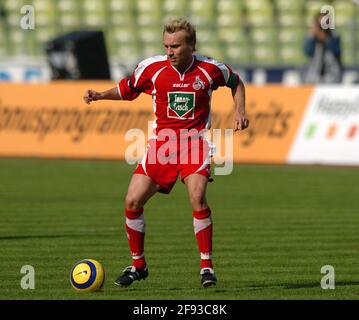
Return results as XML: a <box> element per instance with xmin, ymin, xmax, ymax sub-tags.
<box><xmin>83</xmin><ymin>89</ymin><xmax>102</xmax><ymax>104</ymax></box>
<box><xmin>234</xmin><ymin>113</ymin><xmax>249</xmax><ymax>131</ymax></box>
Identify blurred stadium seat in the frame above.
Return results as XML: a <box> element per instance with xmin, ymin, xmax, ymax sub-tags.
<box><xmin>57</xmin><ymin>0</ymin><xmax>81</xmax><ymax>32</ymax></box>
<box><xmin>81</xmin><ymin>0</ymin><xmax>108</xmax><ymax>28</ymax></box>
<box><xmin>188</xmin><ymin>0</ymin><xmax>215</xmax><ymax>27</ymax></box>
<box><xmin>136</xmin><ymin>0</ymin><xmax>162</xmax><ymax>27</ymax></box>
<box><xmin>162</xmin><ymin>0</ymin><xmax>187</xmax><ymax>22</ymax></box>
<box><xmin>0</xmin><ymin>0</ymin><xmax>358</xmax><ymax>68</ymax></box>
<box><xmin>245</xmin><ymin>0</ymin><xmax>274</xmax><ymax>28</ymax></box>
<box><xmin>108</xmin><ymin>0</ymin><xmax>135</xmax><ymax>27</ymax></box>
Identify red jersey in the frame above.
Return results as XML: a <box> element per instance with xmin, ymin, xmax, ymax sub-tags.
<box><xmin>117</xmin><ymin>54</ymin><xmax>240</xmax><ymax>136</ymax></box>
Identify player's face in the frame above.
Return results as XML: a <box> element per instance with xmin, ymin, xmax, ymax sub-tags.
<box><xmin>163</xmin><ymin>31</ymin><xmax>194</xmax><ymax>70</ymax></box>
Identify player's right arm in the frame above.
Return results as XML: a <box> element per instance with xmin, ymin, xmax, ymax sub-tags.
<box><xmin>83</xmin><ymin>57</ymin><xmax>157</xmax><ymax>105</ymax></box>
<box><xmin>83</xmin><ymin>87</ymin><xmax>121</xmax><ymax>104</ymax></box>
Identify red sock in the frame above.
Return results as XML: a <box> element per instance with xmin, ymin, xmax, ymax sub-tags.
<box><xmin>193</xmin><ymin>208</ymin><xmax>213</xmax><ymax>269</ymax></box>
<box><xmin>125</xmin><ymin>208</ymin><xmax>146</xmax><ymax>269</ymax></box>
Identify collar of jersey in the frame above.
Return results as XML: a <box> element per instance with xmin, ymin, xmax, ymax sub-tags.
<box><xmin>168</xmin><ymin>56</ymin><xmax>195</xmax><ymax>81</ymax></box>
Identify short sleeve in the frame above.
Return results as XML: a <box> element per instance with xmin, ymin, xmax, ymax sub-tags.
<box><xmin>211</xmin><ymin>61</ymin><xmax>240</xmax><ymax>90</ymax></box>
<box><xmin>117</xmin><ymin>78</ymin><xmax>141</xmax><ymax>101</ymax></box>
<box><xmin>117</xmin><ymin>61</ymin><xmax>153</xmax><ymax>100</ymax></box>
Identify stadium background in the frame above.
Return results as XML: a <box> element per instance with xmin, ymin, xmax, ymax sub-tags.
<box><xmin>1</xmin><ymin>0</ymin><xmax>359</xmax><ymax>300</ymax></box>
<box><xmin>0</xmin><ymin>0</ymin><xmax>359</xmax><ymax>82</ymax></box>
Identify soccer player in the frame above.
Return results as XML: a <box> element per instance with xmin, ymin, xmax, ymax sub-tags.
<box><xmin>83</xmin><ymin>18</ymin><xmax>248</xmax><ymax>288</ymax></box>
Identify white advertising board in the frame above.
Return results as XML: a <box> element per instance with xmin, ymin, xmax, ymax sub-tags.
<box><xmin>288</xmin><ymin>86</ymin><xmax>359</xmax><ymax>165</ymax></box>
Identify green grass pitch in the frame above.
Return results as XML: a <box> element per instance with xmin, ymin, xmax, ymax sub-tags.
<box><xmin>0</xmin><ymin>158</ymin><xmax>359</xmax><ymax>300</ymax></box>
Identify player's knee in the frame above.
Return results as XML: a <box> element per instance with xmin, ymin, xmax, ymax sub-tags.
<box><xmin>189</xmin><ymin>193</ymin><xmax>207</xmax><ymax>211</ymax></box>
<box><xmin>124</xmin><ymin>194</ymin><xmax>143</xmax><ymax>211</ymax></box>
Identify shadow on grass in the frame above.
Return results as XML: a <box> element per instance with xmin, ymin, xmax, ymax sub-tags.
<box><xmin>283</xmin><ymin>281</ymin><xmax>359</xmax><ymax>289</ymax></box>
<box><xmin>106</xmin><ymin>280</ymin><xmax>359</xmax><ymax>294</ymax></box>
<box><xmin>115</xmin><ymin>288</ymin><xmax>245</xmax><ymax>295</ymax></box>
<box><xmin>0</xmin><ymin>234</ymin><xmax>87</xmax><ymax>241</ymax></box>
<box><xmin>245</xmin><ymin>281</ymin><xmax>359</xmax><ymax>290</ymax></box>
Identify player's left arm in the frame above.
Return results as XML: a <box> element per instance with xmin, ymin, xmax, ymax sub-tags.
<box><xmin>211</xmin><ymin>60</ymin><xmax>249</xmax><ymax>131</ymax></box>
<box><xmin>231</xmin><ymin>78</ymin><xmax>249</xmax><ymax>131</ymax></box>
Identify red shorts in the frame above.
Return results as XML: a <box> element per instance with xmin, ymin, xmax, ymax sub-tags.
<box><xmin>134</xmin><ymin>136</ymin><xmax>214</xmax><ymax>194</ymax></box>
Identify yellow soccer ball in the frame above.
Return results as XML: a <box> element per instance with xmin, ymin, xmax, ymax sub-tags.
<box><xmin>70</xmin><ymin>259</ymin><xmax>105</xmax><ymax>292</ymax></box>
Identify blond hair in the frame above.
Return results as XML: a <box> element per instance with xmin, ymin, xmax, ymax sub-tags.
<box><xmin>163</xmin><ymin>18</ymin><xmax>196</xmax><ymax>51</ymax></box>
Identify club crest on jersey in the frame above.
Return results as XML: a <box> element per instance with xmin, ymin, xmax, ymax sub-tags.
<box><xmin>167</xmin><ymin>92</ymin><xmax>195</xmax><ymax>119</ymax></box>
<box><xmin>192</xmin><ymin>76</ymin><xmax>205</xmax><ymax>90</ymax></box>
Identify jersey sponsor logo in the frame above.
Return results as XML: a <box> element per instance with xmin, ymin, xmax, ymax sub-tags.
<box><xmin>173</xmin><ymin>83</ymin><xmax>190</xmax><ymax>88</ymax></box>
<box><xmin>167</xmin><ymin>92</ymin><xmax>195</xmax><ymax>119</ymax></box>
<box><xmin>192</xmin><ymin>76</ymin><xmax>205</xmax><ymax>90</ymax></box>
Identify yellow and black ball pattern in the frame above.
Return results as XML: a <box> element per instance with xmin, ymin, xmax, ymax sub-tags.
<box><xmin>70</xmin><ymin>259</ymin><xmax>105</xmax><ymax>292</ymax></box>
